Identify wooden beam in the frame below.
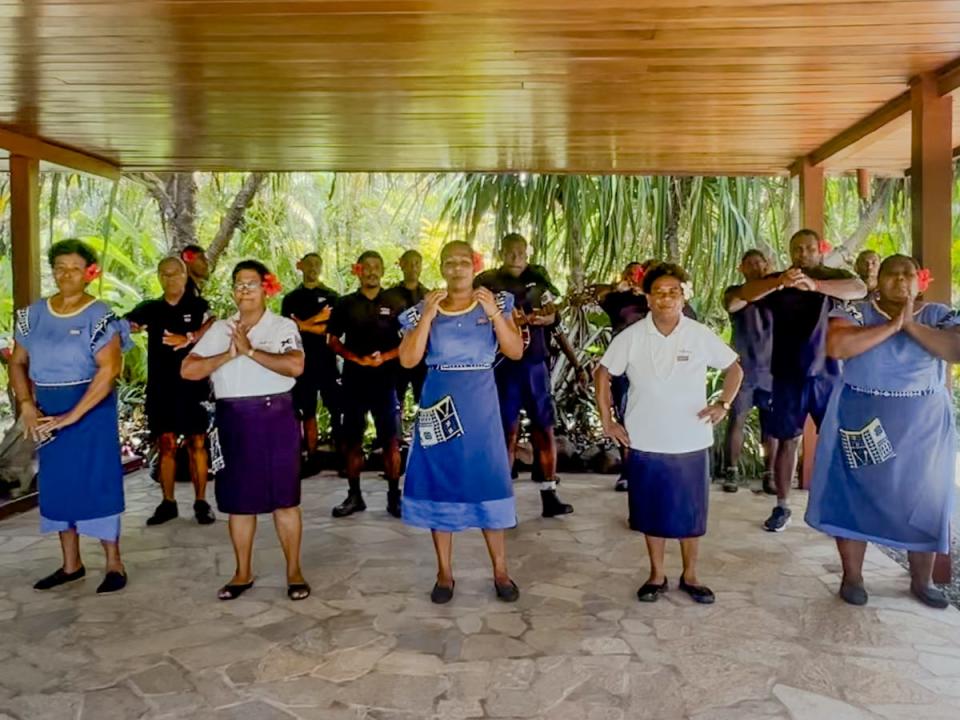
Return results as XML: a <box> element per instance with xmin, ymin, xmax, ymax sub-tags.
<box><xmin>10</xmin><ymin>155</ymin><xmax>41</xmax><ymax>310</ymax></box>
<box><xmin>0</xmin><ymin>126</ymin><xmax>120</xmax><ymax>180</ymax></box>
<box><xmin>807</xmin><ymin>91</ymin><xmax>911</xmax><ymax>167</ymax></box>
<box><xmin>936</xmin><ymin>55</ymin><xmax>960</xmax><ymax>96</ymax></box>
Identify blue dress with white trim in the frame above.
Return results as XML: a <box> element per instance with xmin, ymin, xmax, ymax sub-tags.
<box><xmin>805</xmin><ymin>300</ymin><xmax>957</xmax><ymax>553</ymax></box>
<box><xmin>399</xmin><ymin>293</ymin><xmax>517</xmax><ymax>532</ymax></box>
<box><xmin>14</xmin><ymin>299</ymin><xmax>131</xmax><ymax>539</ymax></box>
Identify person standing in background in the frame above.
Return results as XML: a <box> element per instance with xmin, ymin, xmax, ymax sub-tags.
<box><xmin>391</xmin><ymin>249</ymin><xmax>430</xmax><ymax>408</ymax></box>
<box><xmin>854</xmin><ymin>250</ymin><xmax>880</xmax><ymax>296</ymax></box>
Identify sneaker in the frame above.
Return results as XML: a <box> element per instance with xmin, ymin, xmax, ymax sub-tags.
<box><xmin>721</xmin><ymin>467</ymin><xmax>739</xmax><ymax>494</ymax></box>
<box><xmin>332</xmin><ymin>492</ymin><xmax>367</xmax><ymax>518</ymax></box>
<box><xmin>763</xmin><ymin>506</ymin><xmax>792</xmax><ymax>532</ymax></box>
<box><xmin>193</xmin><ymin>500</ymin><xmax>216</xmax><ymax>525</ymax></box>
<box><xmin>146</xmin><ymin>499</ymin><xmax>179</xmax><ymax>526</ymax></box>
<box><xmin>540</xmin><ymin>489</ymin><xmax>574</xmax><ymax>518</ymax></box>
<box><xmin>614</xmin><ymin>477</ymin><xmax>628</xmax><ymax>492</ymax></box>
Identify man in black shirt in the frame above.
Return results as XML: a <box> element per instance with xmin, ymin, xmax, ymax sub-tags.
<box><xmin>476</xmin><ymin>233</ymin><xmax>574</xmax><ymax>518</ymax></box>
<box><xmin>180</xmin><ymin>244</ymin><xmax>210</xmax><ymax>298</ymax></box>
<box><xmin>327</xmin><ymin>250</ymin><xmax>406</xmax><ymax>519</ymax></box>
<box><xmin>737</xmin><ymin>230</ymin><xmax>866</xmax><ymax>532</ymax></box>
<box><xmin>281</xmin><ymin>252</ymin><xmax>341</xmax><ymax>473</ymax></box>
<box><xmin>391</xmin><ymin>249</ymin><xmax>429</xmax><ymax>406</ymax></box>
<box><xmin>721</xmin><ymin>249</ymin><xmax>778</xmax><ymax>494</ymax></box>
<box><xmin>127</xmin><ymin>256</ymin><xmax>215</xmax><ymax>526</ymax></box>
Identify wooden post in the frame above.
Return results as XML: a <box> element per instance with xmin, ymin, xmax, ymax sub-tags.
<box><xmin>910</xmin><ymin>73</ymin><xmax>954</xmax><ymax>584</ymax></box>
<box><xmin>856</xmin><ymin>169</ymin><xmax>871</xmax><ymax>201</ymax></box>
<box><xmin>796</xmin><ymin>157</ymin><xmax>825</xmax><ymax>240</ymax></box>
<box><xmin>10</xmin><ymin>154</ymin><xmax>41</xmax><ymax>309</ymax></box>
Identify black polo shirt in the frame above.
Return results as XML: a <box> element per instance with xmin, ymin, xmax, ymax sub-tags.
<box><xmin>281</xmin><ymin>283</ymin><xmax>340</xmax><ymax>375</ymax></box>
<box><xmin>601</xmin><ymin>290</ymin><xmax>648</xmax><ymax>336</ymax></box>
<box><xmin>475</xmin><ymin>265</ymin><xmax>560</xmax><ymax>364</ymax></box>
<box><xmin>328</xmin><ymin>288</ymin><xmax>406</xmax><ymax>359</ymax></box>
<box><xmin>725</xmin><ymin>284</ymin><xmax>773</xmax><ymax>389</ymax></box>
<box><xmin>390</xmin><ymin>282</ymin><xmax>429</xmax><ymax>310</ymax></box>
<box><xmin>760</xmin><ymin>266</ymin><xmax>854</xmax><ymax>379</ymax></box>
<box><xmin>126</xmin><ymin>293</ymin><xmax>210</xmax><ymax>402</ymax></box>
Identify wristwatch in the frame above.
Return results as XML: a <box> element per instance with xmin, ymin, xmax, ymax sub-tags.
<box><xmin>246</xmin><ymin>348</ymin><xmax>255</xmax><ymax>358</ymax></box>
<box><xmin>718</xmin><ymin>399</ymin><xmax>731</xmax><ymax>411</ymax></box>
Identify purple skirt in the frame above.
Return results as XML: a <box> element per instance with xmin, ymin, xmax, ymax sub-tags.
<box><xmin>214</xmin><ymin>392</ymin><xmax>300</xmax><ymax>515</ymax></box>
<box><xmin>626</xmin><ymin>448</ymin><xmax>709</xmax><ymax>539</ymax></box>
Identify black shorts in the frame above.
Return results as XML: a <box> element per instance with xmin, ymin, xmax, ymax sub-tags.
<box><xmin>146</xmin><ymin>393</ymin><xmax>209</xmax><ymax>438</ymax></box>
<box><xmin>494</xmin><ymin>359</ymin><xmax>556</xmax><ymax>432</ymax></box>
<box><xmin>769</xmin><ymin>375</ymin><xmax>838</xmax><ymax>440</ymax></box>
<box><xmin>730</xmin><ymin>383</ymin><xmax>774</xmax><ymax>437</ymax></box>
<box><xmin>396</xmin><ymin>363</ymin><xmax>428</xmax><ymax>405</ymax></box>
<box><xmin>610</xmin><ymin>374</ymin><xmax>629</xmax><ymax>424</ymax></box>
<box><xmin>340</xmin><ymin>366</ymin><xmax>400</xmax><ymax>445</ymax></box>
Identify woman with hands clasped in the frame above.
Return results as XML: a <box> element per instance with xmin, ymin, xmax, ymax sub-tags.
<box><xmin>807</xmin><ymin>254</ymin><xmax>958</xmax><ymax>609</ymax></box>
<box><xmin>398</xmin><ymin>241</ymin><xmax>525</xmax><ymax>604</ymax></box>
<box><xmin>594</xmin><ymin>263</ymin><xmax>743</xmax><ymax>605</ymax></box>
<box><xmin>182</xmin><ymin>260</ymin><xmax>311</xmax><ymax>602</ymax></box>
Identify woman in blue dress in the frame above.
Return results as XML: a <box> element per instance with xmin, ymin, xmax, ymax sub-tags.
<box><xmin>808</xmin><ymin>254</ymin><xmax>958</xmax><ymax>608</ymax></box>
<box><xmin>398</xmin><ymin>240</ymin><xmax>524</xmax><ymax>604</ymax></box>
<box><xmin>9</xmin><ymin>239</ymin><xmax>132</xmax><ymax>594</ymax></box>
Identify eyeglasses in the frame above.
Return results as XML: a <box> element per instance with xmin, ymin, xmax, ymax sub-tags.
<box><xmin>233</xmin><ymin>281</ymin><xmax>261</xmax><ymax>293</ymax></box>
<box><xmin>650</xmin><ymin>289</ymin><xmax>683</xmax><ymax>299</ymax></box>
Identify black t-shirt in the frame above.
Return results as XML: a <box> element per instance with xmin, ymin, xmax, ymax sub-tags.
<box><xmin>601</xmin><ymin>290</ymin><xmax>648</xmax><ymax>335</ymax></box>
<box><xmin>126</xmin><ymin>294</ymin><xmax>210</xmax><ymax>401</ymax></box>
<box><xmin>390</xmin><ymin>282</ymin><xmax>429</xmax><ymax>310</ymax></box>
<box><xmin>760</xmin><ymin>266</ymin><xmax>854</xmax><ymax>379</ymax></box>
<box><xmin>475</xmin><ymin>265</ymin><xmax>560</xmax><ymax>363</ymax></box>
<box><xmin>281</xmin><ymin>283</ymin><xmax>340</xmax><ymax>375</ymax></box>
<box><xmin>327</xmin><ymin>288</ymin><xmax>406</xmax><ymax>359</ymax></box>
<box><xmin>725</xmin><ymin>284</ymin><xmax>773</xmax><ymax>387</ymax></box>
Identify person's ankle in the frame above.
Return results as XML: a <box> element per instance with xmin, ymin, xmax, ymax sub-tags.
<box><xmin>842</xmin><ymin>574</ymin><xmax>864</xmax><ymax>587</ymax></box>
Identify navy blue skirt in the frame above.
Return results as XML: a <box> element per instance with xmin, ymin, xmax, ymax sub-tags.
<box><xmin>35</xmin><ymin>383</ymin><xmax>125</xmax><ymax>523</ymax></box>
<box><xmin>626</xmin><ymin>448</ymin><xmax>709</xmax><ymax>539</ymax></box>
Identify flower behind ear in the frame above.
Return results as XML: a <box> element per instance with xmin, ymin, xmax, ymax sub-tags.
<box><xmin>262</xmin><ymin>273</ymin><xmax>282</xmax><ymax>297</ymax></box>
<box><xmin>818</xmin><ymin>239</ymin><xmax>832</xmax><ymax>254</ymax></box>
<box><xmin>182</xmin><ymin>249</ymin><xmax>199</xmax><ymax>264</ymax></box>
<box><xmin>84</xmin><ymin>263</ymin><xmax>101</xmax><ymax>283</ymax></box>
<box><xmin>630</xmin><ymin>266</ymin><xmax>645</xmax><ymax>284</ymax></box>
<box><xmin>917</xmin><ymin>268</ymin><xmax>933</xmax><ymax>293</ymax></box>
<box><xmin>472</xmin><ymin>252</ymin><xmax>484</xmax><ymax>274</ymax></box>
<box><xmin>351</xmin><ymin>263</ymin><xmax>363</xmax><ymax>278</ymax></box>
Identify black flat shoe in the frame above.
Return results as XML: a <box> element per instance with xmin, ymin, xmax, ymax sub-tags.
<box><xmin>430</xmin><ymin>581</ymin><xmax>455</xmax><ymax>604</ymax></box>
<box><xmin>911</xmin><ymin>583</ymin><xmax>949</xmax><ymax>609</ymax></box>
<box><xmin>193</xmin><ymin>499</ymin><xmax>216</xmax><ymax>525</ymax></box>
<box><xmin>96</xmin><ymin>571</ymin><xmax>127</xmax><ymax>594</ymax></box>
<box><xmin>34</xmin><ymin>566</ymin><xmax>86</xmax><ymax>590</ymax></box>
<box><xmin>840</xmin><ymin>579</ymin><xmax>868</xmax><ymax>606</ymax></box>
<box><xmin>494</xmin><ymin>579</ymin><xmax>520</xmax><ymax>603</ymax></box>
<box><xmin>218</xmin><ymin>581</ymin><xmax>254</xmax><ymax>600</ymax></box>
<box><xmin>679</xmin><ymin>577</ymin><xmax>715</xmax><ymax>604</ymax></box>
<box><xmin>636</xmin><ymin>578</ymin><xmax>668</xmax><ymax>602</ymax></box>
<box><xmin>287</xmin><ymin>582</ymin><xmax>311</xmax><ymax>601</ymax></box>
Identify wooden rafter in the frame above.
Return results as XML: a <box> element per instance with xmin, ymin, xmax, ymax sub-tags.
<box><xmin>0</xmin><ymin>126</ymin><xmax>120</xmax><ymax>180</ymax></box>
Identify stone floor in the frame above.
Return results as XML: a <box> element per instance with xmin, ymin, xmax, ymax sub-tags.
<box><xmin>2</xmin><ymin>472</ymin><xmax>960</xmax><ymax>720</ymax></box>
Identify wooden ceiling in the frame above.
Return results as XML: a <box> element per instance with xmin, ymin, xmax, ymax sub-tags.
<box><xmin>1</xmin><ymin>1</ymin><xmax>960</xmax><ymax>175</ymax></box>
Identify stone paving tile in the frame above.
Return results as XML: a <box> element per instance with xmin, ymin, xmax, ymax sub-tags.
<box><xmin>1</xmin><ymin>471</ymin><xmax>959</xmax><ymax>718</ymax></box>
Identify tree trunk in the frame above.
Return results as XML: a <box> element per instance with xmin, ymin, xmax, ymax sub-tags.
<box><xmin>664</xmin><ymin>177</ymin><xmax>687</xmax><ymax>262</ymax></box>
<box><xmin>832</xmin><ymin>177</ymin><xmax>898</xmax><ymax>261</ymax></box>
<box><xmin>206</xmin><ymin>172</ymin><xmax>266</xmax><ymax>267</ymax></box>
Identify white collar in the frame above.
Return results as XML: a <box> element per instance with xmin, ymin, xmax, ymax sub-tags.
<box><xmin>642</xmin><ymin>313</ymin><xmax>686</xmax><ymax>338</ymax></box>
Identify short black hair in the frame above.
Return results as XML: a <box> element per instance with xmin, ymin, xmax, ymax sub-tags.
<box><xmin>231</xmin><ymin>259</ymin><xmax>271</xmax><ymax>282</ymax></box>
<box><xmin>741</xmin><ymin>249</ymin><xmax>766</xmax><ymax>263</ymax></box>
<box><xmin>440</xmin><ymin>240</ymin><xmax>473</xmax><ymax>262</ymax></box>
<box><xmin>181</xmin><ymin>244</ymin><xmax>205</xmax><ymax>257</ymax></box>
<box><xmin>878</xmin><ymin>254</ymin><xmax>920</xmax><ymax>275</ymax></box>
<box><xmin>399</xmin><ymin>249</ymin><xmax>422</xmax><ymax>262</ymax></box>
<box><xmin>790</xmin><ymin>228</ymin><xmax>821</xmax><ymax>244</ymax></box>
<box><xmin>48</xmin><ymin>238</ymin><xmax>97</xmax><ymax>268</ymax></box>
<box><xmin>501</xmin><ymin>232</ymin><xmax>527</xmax><ymax>249</ymax></box>
<box><xmin>300</xmin><ymin>252</ymin><xmax>321</xmax><ymax>263</ymax></box>
<box><xmin>642</xmin><ymin>262</ymin><xmax>689</xmax><ymax>294</ymax></box>
<box><xmin>357</xmin><ymin>250</ymin><xmax>383</xmax><ymax>265</ymax></box>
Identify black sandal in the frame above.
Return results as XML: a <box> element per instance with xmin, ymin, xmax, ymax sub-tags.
<box><xmin>494</xmin><ymin>579</ymin><xmax>520</xmax><ymax>603</ymax></box>
<box><xmin>679</xmin><ymin>576</ymin><xmax>715</xmax><ymax>604</ymax></box>
<box><xmin>430</xmin><ymin>581</ymin><xmax>455</xmax><ymax>604</ymax></box>
<box><xmin>636</xmin><ymin>578</ymin><xmax>668</xmax><ymax>602</ymax></box>
<box><xmin>218</xmin><ymin>581</ymin><xmax>254</xmax><ymax>601</ymax></box>
<box><xmin>33</xmin><ymin>566</ymin><xmax>86</xmax><ymax>591</ymax></box>
<box><xmin>287</xmin><ymin>582</ymin><xmax>311</xmax><ymax>601</ymax></box>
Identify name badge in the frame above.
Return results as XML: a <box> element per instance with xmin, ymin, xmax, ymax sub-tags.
<box><xmin>183</xmin><ymin>314</ymin><xmax>192</xmax><ymax>323</ymax></box>
<box><xmin>69</xmin><ymin>328</ymin><xmax>82</xmax><ymax>336</ymax></box>
<box><xmin>379</xmin><ymin>307</ymin><xmax>391</xmax><ymax>316</ymax></box>
<box><xmin>677</xmin><ymin>350</ymin><xmax>692</xmax><ymax>362</ymax></box>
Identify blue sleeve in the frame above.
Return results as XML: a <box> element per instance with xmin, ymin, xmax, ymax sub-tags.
<box><xmin>398</xmin><ymin>302</ymin><xmax>425</xmax><ymax>335</ymax></box>
<box><xmin>496</xmin><ymin>291</ymin><xmax>515</xmax><ymax>316</ymax></box>
<box><xmin>90</xmin><ymin>305</ymin><xmax>134</xmax><ymax>356</ymax></box>
<box><xmin>13</xmin><ymin>304</ymin><xmax>37</xmax><ymax>354</ymax></box>
<box><xmin>829</xmin><ymin>300</ymin><xmax>865</xmax><ymax>326</ymax></box>
<box><xmin>927</xmin><ymin>303</ymin><xmax>960</xmax><ymax>329</ymax></box>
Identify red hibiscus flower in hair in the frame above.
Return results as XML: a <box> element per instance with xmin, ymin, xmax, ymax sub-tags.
<box><xmin>351</xmin><ymin>263</ymin><xmax>364</xmax><ymax>278</ymax></box>
<box><xmin>818</xmin><ymin>239</ymin><xmax>832</xmax><ymax>254</ymax></box>
<box><xmin>84</xmin><ymin>263</ymin><xmax>101</xmax><ymax>282</ymax></box>
<box><xmin>472</xmin><ymin>251</ymin><xmax>484</xmax><ymax>274</ymax></box>
<box><xmin>916</xmin><ymin>268</ymin><xmax>933</xmax><ymax>293</ymax></box>
<box><xmin>181</xmin><ymin>249</ymin><xmax>199</xmax><ymax>264</ymax></box>
<box><xmin>630</xmin><ymin>265</ymin><xmax>645</xmax><ymax>285</ymax></box>
<box><xmin>261</xmin><ymin>273</ymin><xmax>282</xmax><ymax>297</ymax></box>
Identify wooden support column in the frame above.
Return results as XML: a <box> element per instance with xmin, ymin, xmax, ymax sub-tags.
<box><xmin>796</xmin><ymin>157</ymin><xmax>825</xmax><ymax>239</ymax></box>
<box><xmin>910</xmin><ymin>73</ymin><xmax>954</xmax><ymax>584</ymax></box>
<box><xmin>856</xmin><ymin>169</ymin><xmax>871</xmax><ymax>201</ymax></box>
<box><xmin>9</xmin><ymin>154</ymin><xmax>41</xmax><ymax>309</ymax></box>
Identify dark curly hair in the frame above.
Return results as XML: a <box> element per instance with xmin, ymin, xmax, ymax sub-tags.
<box><xmin>48</xmin><ymin>238</ymin><xmax>97</xmax><ymax>268</ymax></box>
<box><xmin>641</xmin><ymin>262</ymin><xmax>689</xmax><ymax>294</ymax></box>
<box><xmin>231</xmin><ymin>259</ymin><xmax>272</xmax><ymax>282</ymax></box>
<box><xmin>878</xmin><ymin>254</ymin><xmax>919</xmax><ymax>275</ymax></box>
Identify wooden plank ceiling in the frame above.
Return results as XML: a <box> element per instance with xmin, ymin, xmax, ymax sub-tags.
<box><xmin>0</xmin><ymin>0</ymin><xmax>959</xmax><ymax>175</ymax></box>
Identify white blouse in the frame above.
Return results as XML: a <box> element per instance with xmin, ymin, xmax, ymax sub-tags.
<box><xmin>190</xmin><ymin>310</ymin><xmax>303</xmax><ymax>399</ymax></box>
<box><xmin>601</xmin><ymin>314</ymin><xmax>738</xmax><ymax>454</ymax></box>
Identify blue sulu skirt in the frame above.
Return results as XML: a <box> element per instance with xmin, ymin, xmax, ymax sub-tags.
<box><xmin>402</xmin><ymin>366</ymin><xmax>516</xmax><ymax>532</ymax></box>
<box><xmin>626</xmin><ymin>448</ymin><xmax>710</xmax><ymax>539</ymax></box>
<box><xmin>35</xmin><ymin>383</ymin><xmax>125</xmax><ymax>527</ymax></box>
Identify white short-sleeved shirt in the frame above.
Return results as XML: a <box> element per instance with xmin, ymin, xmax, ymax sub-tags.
<box><xmin>190</xmin><ymin>310</ymin><xmax>303</xmax><ymax>399</ymax></box>
<box><xmin>600</xmin><ymin>314</ymin><xmax>738</xmax><ymax>454</ymax></box>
